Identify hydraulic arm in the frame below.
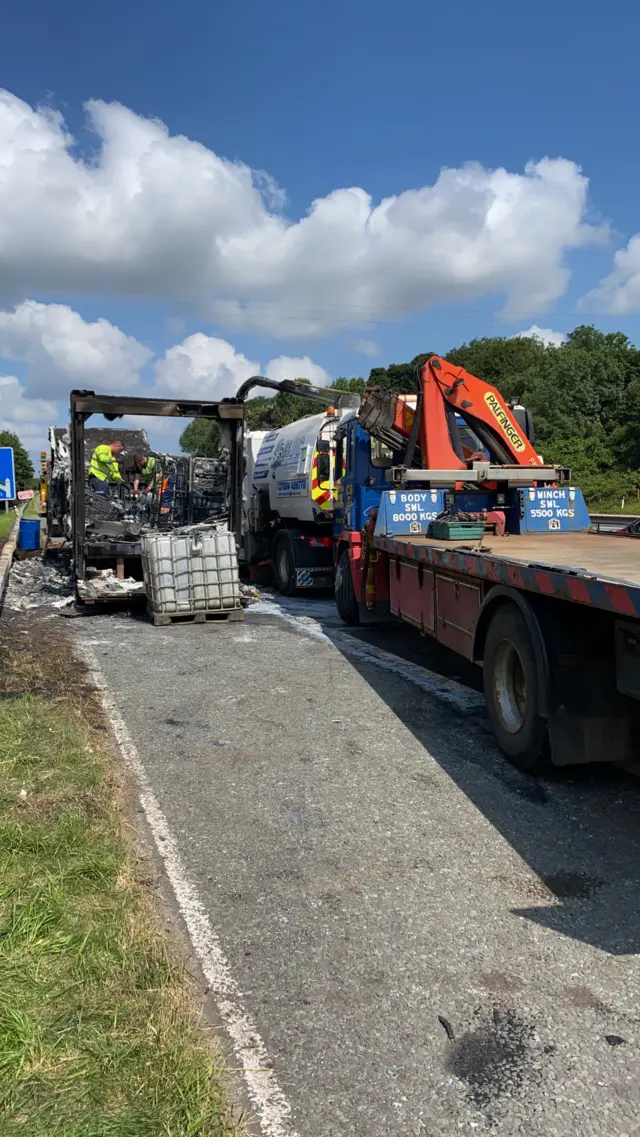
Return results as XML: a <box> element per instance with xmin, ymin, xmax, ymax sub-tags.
<box><xmin>235</xmin><ymin>375</ymin><xmax>359</xmax><ymax>409</ymax></box>
<box><xmin>417</xmin><ymin>356</ymin><xmax>542</xmax><ymax>469</ymax></box>
<box><xmin>359</xmin><ymin>356</ymin><xmax>544</xmax><ymax>470</ymax></box>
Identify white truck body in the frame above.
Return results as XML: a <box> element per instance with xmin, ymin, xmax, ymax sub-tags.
<box><xmin>240</xmin><ymin>408</ymin><xmax>352</xmax><ymax>588</ymax></box>
<box><xmin>247</xmin><ymin>409</ymin><xmax>347</xmax><ymax>523</ymax></box>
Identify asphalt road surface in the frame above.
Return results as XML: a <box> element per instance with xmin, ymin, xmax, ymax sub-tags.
<box><xmin>71</xmin><ymin>592</ymin><xmax>640</xmax><ymax>1137</ymax></box>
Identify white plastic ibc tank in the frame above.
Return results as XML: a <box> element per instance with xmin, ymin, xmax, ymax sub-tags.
<box><xmin>141</xmin><ymin>529</ymin><xmax>242</xmax><ymax>615</ymax></box>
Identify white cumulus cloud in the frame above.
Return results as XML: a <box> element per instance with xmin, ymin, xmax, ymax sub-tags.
<box><xmin>264</xmin><ymin>355</ymin><xmax>331</xmax><ymax>386</ymax></box>
<box><xmin>153</xmin><ymin>334</ymin><xmax>330</xmax><ymax>400</ymax></box>
<box><xmin>0</xmin><ymin>300</ymin><xmax>152</xmax><ymax>398</ymax></box>
<box><xmin>0</xmin><ymin>298</ymin><xmax>332</xmax><ymax>413</ymax></box>
<box><xmin>0</xmin><ymin>375</ymin><xmax>57</xmax><ymax>452</ymax></box>
<box><xmin>154</xmin><ymin>333</ymin><xmax>258</xmax><ymax>399</ymax></box>
<box><xmin>511</xmin><ymin>325</ymin><xmax>566</xmax><ymax>347</ymax></box>
<box><xmin>0</xmin><ymin>90</ymin><xmax>608</xmax><ymax>337</ymax></box>
<box><xmin>584</xmin><ymin>234</ymin><xmax>640</xmax><ymax>314</ymax></box>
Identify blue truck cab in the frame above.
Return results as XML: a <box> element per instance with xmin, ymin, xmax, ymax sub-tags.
<box><xmin>333</xmin><ymin>412</ymin><xmax>449</xmax><ymax>536</ymax></box>
<box><xmin>333</xmin><ymin>411</ymin><xmax>590</xmax><ymax>540</ymax></box>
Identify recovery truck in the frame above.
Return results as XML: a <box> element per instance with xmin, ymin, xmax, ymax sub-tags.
<box><xmin>236</xmin><ymin>376</ymin><xmax>359</xmax><ymax>593</ymax></box>
<box><xmin>332</xmin><ymin>356</ymin><xmax>640</xmax><ymax>772</ymax></box>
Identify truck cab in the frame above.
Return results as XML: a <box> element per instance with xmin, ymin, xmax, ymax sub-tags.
<box><xmin>332</xmin><ymin>414</ymin><xmax>449</xmax><ymax>622</ymax></box>
<box><xmin>333</xmin><ymin>412</ymin><xmax>482</xmax><ymax>539</ymax></box>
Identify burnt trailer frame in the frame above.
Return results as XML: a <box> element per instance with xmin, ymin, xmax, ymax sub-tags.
<box><xmin>70</xmin><ymin>390</ymin><xmax>244</xmax><ymax>588</ymax></box>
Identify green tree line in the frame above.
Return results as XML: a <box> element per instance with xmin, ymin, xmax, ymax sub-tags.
<box><xmin>178</xmin><ymin>325</ymin><xmax>640</xmax><ymax>510</ymax></box>
<box><xmin>0</xmin><ymin>430</ymin><xmax>35</xmax><ymax>491</ymax></box>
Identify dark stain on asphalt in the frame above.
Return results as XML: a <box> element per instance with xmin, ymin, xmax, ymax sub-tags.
<box><xmin>605</xmin><ymin>1034</ymin><xmax>627</xmax><ymax>1047</ymax></box>
<box><xmin>438</xmin><ymin>1015</ymin><xmax>456</xmax><ymax>1041</ymax></box>
<box><xmin>565</xmin><ymin>984</ymin><xmax>611</xmax><ymax>1013</ymax></box>
<box><xmin>541</xmin><ymin>870</ymin><xmax>604</xmax><ymax>900</ymax></box>
<box><xmin>446</xmin><ymin>1007</ymin><xmax>536</xmax><ymax>1108</ymax></box>
<box><xmin>479</xmin><ymin>970</ymin><xmax>524</xmax><ymax>995</ymax></box>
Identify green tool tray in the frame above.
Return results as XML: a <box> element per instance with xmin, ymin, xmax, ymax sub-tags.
<box><xmin>430</xmin><ymin>520</ymin><xmax>486</xmax><ymax>540</ymax></box>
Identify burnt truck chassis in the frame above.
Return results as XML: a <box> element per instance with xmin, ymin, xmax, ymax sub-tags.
<box><xmin>70</xmin><ymin>390</ymin><xmax>244</xmax><ymax>598</ymax></box>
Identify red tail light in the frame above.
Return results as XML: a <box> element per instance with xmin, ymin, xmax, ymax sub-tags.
<box><xmin>296</xmin><ymin>535</ymin><xmax>333</xmax><ymax>548</ymax></box>
<box><xmin>309</xmin><ymin>537</ymin><xmax>333</xmax><ymax>548</ymax></box>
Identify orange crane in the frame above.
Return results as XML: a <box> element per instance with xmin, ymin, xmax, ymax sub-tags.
<box><xmin>359</xmin><ymin>355</ymin><xmax>549</xmax><ymax>478</ymax></box>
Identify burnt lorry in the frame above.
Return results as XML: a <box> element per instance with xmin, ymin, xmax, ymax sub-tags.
<box><xmin>50</xmin><ymin>391</ymin><xmax>244</xmax><ymax>604</ymax></box>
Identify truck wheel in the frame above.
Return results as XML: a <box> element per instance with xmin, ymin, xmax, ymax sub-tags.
<box><xmin>273</xmin><ymin>532</ymin><xmax>297</xmax><ymax>595</ymax></box>
<box><xmin>483</xmin><ymin>603</ymin><xmax>550</xmax><ymax>773</ymax></box>
<box><xmin>335</xmin><ymin>548</ymin><xmax>359</xmax><ymax>625</ymax></box>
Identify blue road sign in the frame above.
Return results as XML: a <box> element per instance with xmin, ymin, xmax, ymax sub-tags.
<box><xmin>0</xmin><ymin>447</ymin><xmax>16</xmax><ymax>501</ymax></box>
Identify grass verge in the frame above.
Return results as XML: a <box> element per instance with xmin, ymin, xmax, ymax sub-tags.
<box><xmin>0</xmin><ymin>639</ymin><xmax>240</xmax><ymax>1136</ymax></box>
<box><xmin>0</xmin><ymin>507</ymin><xmax>18</xmax><ymax>546</ymax></box>
<box><xmin>23</xmin><ymin>497</ymin><xmax>40</xmax><ymax>519</ymax></box>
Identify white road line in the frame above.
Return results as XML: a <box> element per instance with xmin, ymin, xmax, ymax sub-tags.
<box><xmin>75</xmin><ymin>640</ymin><xmax>298</xmax><ymax>1137</ymax></box>
<box><xmin>252</xmin><ymin>598</ymin><xmax>486</xmax><ymax>715</ymax></box>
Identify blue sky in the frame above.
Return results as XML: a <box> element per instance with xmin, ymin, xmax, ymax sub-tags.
<box><xmin>2</xmin><ymin>0</ymin><xmax>640</xmax><ymax>459</ymax></box>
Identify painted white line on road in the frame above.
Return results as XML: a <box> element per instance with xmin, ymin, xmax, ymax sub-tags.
<box><xmin>252</xmin><ymin>598</ymin><xmax>485</xmax><ymax>715</ymax></box>
<box><xmin>75</xmin><ymin>640</ymin><xmax>299</xmax><ymax>1137</ymax></box>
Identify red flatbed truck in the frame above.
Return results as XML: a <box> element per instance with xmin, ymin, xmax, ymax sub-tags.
<box><xmin>332</xmin><ymin>358</ymin><xmax>640</xmax><ymax>772</ymax></box>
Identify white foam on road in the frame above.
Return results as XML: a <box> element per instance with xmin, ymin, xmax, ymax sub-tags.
<box><xmin>252</xmin><ymin>597</ymin><xmax>485</xmax><ymax>715</ymax></box>
<box><xmin>74</xmin><ymin>640</ymin><xmax>299</xmax><ymax>1137</ymax></box>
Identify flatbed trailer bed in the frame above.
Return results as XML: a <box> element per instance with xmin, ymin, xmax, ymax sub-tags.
<box><xmin>374</xmin><ymin>531</ymin><xmax>640</xmax><ymax>618</ymax></box>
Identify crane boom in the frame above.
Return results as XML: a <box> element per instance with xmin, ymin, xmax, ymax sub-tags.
<box><xmin>420</xmin><ymin>356</ymin><xmax>542</xmax><ymax>469</ymax></box>
<box><xmin>359</xmin><ymin>356</ymin><xmax>543</xmax><ymax>470</ymax></box>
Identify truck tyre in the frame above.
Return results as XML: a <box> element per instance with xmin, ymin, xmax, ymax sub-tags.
<box><xmin>335</xmin><ymin>548</ymin><xmax>359</xmax><ymax>626</ymax></box>
<box><xmin>273</xmin><ymin>532</ymin><xmax>297</xmax><ymax>595</ymax></box>
<box><xmin>482</xmin><ymin>603</ymin><xmax>550</xmax><ymax>773</ymax></box>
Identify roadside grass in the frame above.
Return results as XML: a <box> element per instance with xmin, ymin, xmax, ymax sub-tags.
<box><xmin>591</xmin><ymin>499</ymin><xmax>640</xmax><ymax>515</ymax></box>
<box><xmin>0</xmin><ymin>644</ymin><xmax>240</xmax><ymax>1136</ymax></box>
<box><xmin>0</xmin><ymin>507</ymin><xmax>19</xmax><ymax>544</ymax></box>
<box><xmin>23</xmin><ymin>496</ymin><xmax>40</xmax><ymax>519</ymax></box>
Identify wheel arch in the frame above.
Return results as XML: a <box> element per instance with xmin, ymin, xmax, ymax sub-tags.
<box><xmin>473</xmin><ymin>586</ymin><xmax>551</xmax><ymax>718</ymax></box>
<box><xmin>334</xmin><ymin>536</ymin><xmax>350</xmax><ymax>564</ymax></box>
<box><xmin>334</xmin><ymin>527</ymin><xmax>361</xmax><ymax>569</ymax></box>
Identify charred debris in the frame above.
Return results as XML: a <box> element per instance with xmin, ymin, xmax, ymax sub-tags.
<box><xmin>44</xmin><ymin>391</ymin><xmax>244</xmax><ymax>603</ymax></box>
<box><xmin>46</xmin><ymin>425</ymin><xmax>229</xmax><ymax>544</ymax></box>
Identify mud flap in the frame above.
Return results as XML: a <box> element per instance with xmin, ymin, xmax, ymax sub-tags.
<box><xmin>357</xmin><ymin>598</ymin><xmax>392</xmax><ymax>624</ymax></box>
<box><xmin>549</xmin><ymin>711</ymin><xmax>637</xmax><ymax>765</ymax></box>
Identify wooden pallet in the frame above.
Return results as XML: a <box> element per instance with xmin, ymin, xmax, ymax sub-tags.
<box><xmin>149</xmin><ymin>606</ymin><xmax>244</xmax><ymax>627</ymax></box>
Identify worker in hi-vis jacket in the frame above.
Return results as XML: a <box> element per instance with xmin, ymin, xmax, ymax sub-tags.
<box><xmin>133</xmin><ymin>453</ymin><xmax>157</xmax><ymax>497</ymax></box>
<box><xmin>88</xmin><ymin>440</ymin><xmax>125</xmax><ymax>497</ymax></box>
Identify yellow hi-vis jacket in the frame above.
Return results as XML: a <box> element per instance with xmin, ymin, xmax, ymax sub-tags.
<box><xmin>139</xmin><ymin>456</ymin><xmax>156</xmax><ymax>486</ymax></box>
<box><xmin>88</xmin><ymin>445</ymin><xmax>123</xmax><ymax>484</ymax></box>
